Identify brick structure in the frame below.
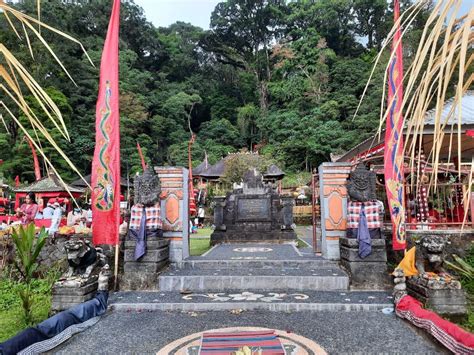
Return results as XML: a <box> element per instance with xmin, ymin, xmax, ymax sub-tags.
<box><xmin>318</xmin><ymin>162</ymin><xmax>351</xmax><ymax>260</ymax></box>
<box><xmin>155</xmin><ymin>167</ymin><xmax>190</xmax><ymax>262</ymax></box>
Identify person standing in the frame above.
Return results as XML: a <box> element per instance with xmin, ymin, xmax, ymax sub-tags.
<box><xmin>198</xmin><ymin>206</ymin><xmax>205</xmax><ymax>228</ymax></box>
<box><xmin>85</xmin><ymin>203</ymin><xmax>93</xmax><ymax>227</ymax></box>
<box><xmin>49</xmin><ymin>202</ymin><xmax>62</xmax><ymax>235</ymax></box>
<box><xmin>15</xmin><ymin>192</ymin><xmax>38</xmax><ymax>225</ymax></box>
<box><xmin>43</xmin><ymin>202</ymin><xmax>54</xmax><ymax>219</ymax></box>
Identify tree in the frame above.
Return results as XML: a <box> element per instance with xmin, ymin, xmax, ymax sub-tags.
<box><xmin>203</xmin><ymin>0</ymin><xmax>287</xmax><ymax>112</ymax></box>
<box><xmin>220</xmin><ymin>153</ymin><xmax>274</xmax><ymax>185</ymax></box>
<box><xmin>353</xmin><ymin>0</ymin><xmax>388</xmax><ymax>50</ymax></box>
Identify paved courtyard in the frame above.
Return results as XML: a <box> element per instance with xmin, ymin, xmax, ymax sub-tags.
<box><xmin>51</xmin><ymin>308</ymin><xmax>445</xmax><ymax>354</ymax></box>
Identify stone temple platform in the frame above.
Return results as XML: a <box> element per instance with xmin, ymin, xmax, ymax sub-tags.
<box><xmin>110</xmin><ymin>243</ymin><xmax>394</xmax><ymax>313</ymax></box>
<box><xmin>158</xmin><ymin>243</ymin><xmax>350</xmax><ymax>292</ymax></box>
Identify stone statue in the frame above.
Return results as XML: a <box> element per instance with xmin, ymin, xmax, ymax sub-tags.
<box><xmin>55</xmin><ymin>239</ymin><xmax>107</xmax><ymax>288</ymax></box>
<box><xmin>414</xmin><ymin>235</ymin><xmax>450</xmax><ymax>276</ymax></box>
<box><xmin>134</xmin><ymin>168</ymin><xmax>161</xmax><ymax>206</ymax></box>
<box><xmin>347</xmin><ymin>163</ymin><xmax>377</xmax><ymax>202</ymax></box>
<box><xmin>405</xmin><ymin>234</ymin><xmax>466</xmax><ymax>318</ymax></box>
<box><xmin>346</xmin><ymin>163</ymin><xmax>382</xmax><ymax>241</ymax></box>
<box><xmin>129</xmin><ymin>168</ymin><xmax>163</xmax><ymax>260</ymax></box>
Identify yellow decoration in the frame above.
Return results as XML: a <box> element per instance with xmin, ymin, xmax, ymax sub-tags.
<box><xmin>233</xmin><ymin>346</ymin><xmax>253</xmax><ymax>355</ymax></box>
<box><xmin>393</xmin><ymin>246</ymin><xmax>418</xmax><ymax>277</ymax></box>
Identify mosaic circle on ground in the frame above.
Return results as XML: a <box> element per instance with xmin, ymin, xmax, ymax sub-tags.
<box><xmin>233</xmin><ymin>247</ymin><xmax>273</xmax><ymax>253</ymax></box>
<box><xmin>157</xmin><ymin>326</ymin><xmax>327</xmax><ymax>354</ymax></box>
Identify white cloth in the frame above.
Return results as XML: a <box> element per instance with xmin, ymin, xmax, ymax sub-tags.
<box><xmin>42</xmin><ymin>206</ymin><xmax>54</xmax><ymax>219</ymax></box>
<box><xmin>49</xmin><ymin>207</ymin><xmax>62</xmax><ymax>234</ymax></box>
<box><xmin>86</xmin><ymin>209</ymin><xmax>93</xmax><ymax>223</ymax></box>
<box><xmin>198</xmin><ymin>207</ymin><xmax>205</xmax><ymax>218</ymax></box>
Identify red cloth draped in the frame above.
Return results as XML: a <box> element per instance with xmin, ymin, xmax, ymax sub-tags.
<box><xmin>91</xmin><ymin>0</ymin><xmax>121</xmax><ymax>245</ymax></box>
<box><xmin>396</xmin><ymin>295</ymin><xmax>474</xmax><ymax>354</ymax></box>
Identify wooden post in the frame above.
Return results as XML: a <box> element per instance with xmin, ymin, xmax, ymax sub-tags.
<box><xmin>113</xmin><ymin>243</ymin><xmax>119</xmax><ymax>290</ymax></box>
<box><xmin>470</xmin><ymin>192</ymin><xmax>474</xmax><ymax>229</ymax></box>
<box><xmin>311</xmin><ymin>171</ymin><xmax>317</xmax><ymax>253</ymax></box>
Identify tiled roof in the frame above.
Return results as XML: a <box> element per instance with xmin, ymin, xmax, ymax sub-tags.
<box><xmin>264</xmin><ymin>164</ymin><xmax>285</xmax><ymax>178</ymax></box>
<box><xmin>15</xmin><ymin>174</ymin><xmax>84</xmax><ymax>193</ymax></box>
<box><xmin>193</xmin><ymin>157</ymin><xmax>210</xmax><ymax>176</ymax></box>
<box><xmin>424</xmin><ymin>90</ymin><xmax>474</xmax><ymax>125</ymax></box>
<box><xmin>199</xmin><ymin>158</ymin><xmax>226</xmax><ymax>178</ymax></box>
<box><xmin>336</xmin><ymin>90</ymin><xmax>474</xmax><ymax>162</ymax></box>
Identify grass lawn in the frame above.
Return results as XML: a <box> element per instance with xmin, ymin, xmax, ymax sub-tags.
<box><xmin>189</xmin><ymin>237</ymin><xmax>211</xmax><ymax>256</ymax></box>
<box><xmin>297</xmin><ymin>238</ymin><xmax>310</xmax><ymax>248</ymax></box>
<box><xmin>0</xmin><ymin>279</ymin><xmax>52</xmax><ymax>342</ymax></box>
<box><xmin>189</xmin><ymin>227</ymin><xmax>213</xmax><ymax>256</ymax></box>
<box><xmin>195</xmin><ymin>227</ymin><xmax>213</xmax><ymax>237</ymax></box>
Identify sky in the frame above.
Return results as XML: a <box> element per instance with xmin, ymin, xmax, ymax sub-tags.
<box><xmin>134</xmin><ymin>0</ymin><xmax>221</xmax><ymax>29</ymax></box>
<box><xmin>135</xmin><ymin>0</ymin><xmax>473</xmax><ymax>30</ymax></box>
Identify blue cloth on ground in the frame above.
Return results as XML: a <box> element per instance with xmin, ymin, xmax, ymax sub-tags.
<box><xmin>0</xmin><ymin>291</ymin><xmax>108</xmax><ymax>355</ymax></box>
<box><xmin>36</xmin><ymin>291</ymin><xmax>108</xmax><ymax>337</ymax></box>
<box><xmin>357</xmin><ymin>205</ymin><xmax>372</xmax><ymax>258</ymax></box>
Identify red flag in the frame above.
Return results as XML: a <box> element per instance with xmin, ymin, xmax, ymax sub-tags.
<box><xmin>384</xmin><ymin>0</ymin><xmax>406</xmax><ymax>251</ymax></box>
<box><xmin>136</xmin><ymin>142</ymin><xmax>147</xmax><ymax>171</ymax></box>
<box><xmin>91</xmin><ymin>0</ymin><xmax>121</xmax><ymax>246</ymax></box>
<box><xmin>15</xmin><ymin>175</ymin><xmax>20</xmax><ymax>187</ymax></box>
<box><xmin>26</xmin><ymin>137</ymin><xmax>41</xmax><ymax>181</ymax></box>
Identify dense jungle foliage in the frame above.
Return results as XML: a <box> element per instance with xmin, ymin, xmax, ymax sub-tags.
<box><xmin>0</xmin><ymin>0</ymin><xmax>434</xmax><ymax>183</ymax></box>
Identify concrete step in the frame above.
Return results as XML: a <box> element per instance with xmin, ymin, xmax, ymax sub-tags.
<box><xmin>176</xmin><ymin>258</ymin><xmax>337</xmax><ymax>270</ymax></box>
<box><xmin>158</xmin><ymin>266</ymin><xmax>349</xmax><ymax>291</ymax></box>
<box><xmin>109</xmin><ymin>290</ymin><xmax>393</xmax><ymax>312</ymax></box>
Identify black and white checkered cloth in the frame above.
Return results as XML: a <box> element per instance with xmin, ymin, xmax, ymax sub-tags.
<box><xmin>18</xmin><ymin>316</ymin><xmax>100</xmax><ymax>355</ymax></box>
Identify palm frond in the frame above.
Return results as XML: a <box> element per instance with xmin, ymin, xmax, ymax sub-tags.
<box><xmin>0</xmin><ymin>1</ymin><xmax>92</xmax><ymax>189</ymax></box>
<box><xmin>357</xmin><ymin>0</ymin><xmax>473</xmax><ymax>192</ymax></box>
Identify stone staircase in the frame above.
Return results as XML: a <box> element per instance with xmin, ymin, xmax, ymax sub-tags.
<box><xmin>111</xmin><ymin>244</ymin><xmax>394</xmax><ymax>312</ymax></box>
<box><xmin>158</xmin><ymin>261</ymin><xmax>349</xmax><ymax>291</ymax></box>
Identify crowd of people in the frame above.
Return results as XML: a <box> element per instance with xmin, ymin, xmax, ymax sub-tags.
<box><xmin>5</xmin><ymin>192</ymin><xmax>93</xmax><ymax>235</ymax></box>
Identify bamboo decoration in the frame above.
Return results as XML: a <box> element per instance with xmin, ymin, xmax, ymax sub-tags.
<box><xmin>355</xmin><ymin>0</ymin><xmax>473</xmax><ymax>192</ymax></box>
<box><xmin>0</xmin><ymin>1</ymin><xmax>92</xmax><ymax>191</ymax></box>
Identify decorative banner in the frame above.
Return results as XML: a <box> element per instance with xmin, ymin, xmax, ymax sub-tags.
<box><xmin>26</xmin><ymin>137</ymin><xmax>41</xmax><ymax>181</ymax></box>
<box><xmin>384</xmin><ymin>0</ymin><xmax>406</xmax><ymax>250</ymax></box>
<box><xmin>91</xmin><ymin>0</ymin><xmax>121</xmax><ymax>246</ymax></box>
<box><xmin>15</xmin><ymin>175</ymin><xmax>20</xmax><ymax>187</ymax></box>
<box><xmin>136</xmin><ymin>141</ymin><xmax>146</xmax><ymax>171</ymax></box>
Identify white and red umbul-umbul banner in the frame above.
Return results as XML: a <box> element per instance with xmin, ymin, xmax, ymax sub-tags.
<box><xmin>384</xmin><ymin>0</ymin><xmax>406</xmax><ymax>251</ymax></box>
<box><xmin>91</xmin><ymin>0</ymin><xmax>121</xmax><ymax>246</ymax></box>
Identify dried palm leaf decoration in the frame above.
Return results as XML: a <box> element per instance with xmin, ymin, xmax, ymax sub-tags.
<box><xmin>0</xmin><ymin>0</ymin><xmax>94</xmax><ymax>190</ymax></box>
<box><xmin>356</xmin><ymin>0</ymin><xmax>473</xmax><ymax>223</ymax></box>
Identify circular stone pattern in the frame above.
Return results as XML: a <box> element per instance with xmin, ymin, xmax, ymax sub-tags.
<box><xmin>157</xmin><ymin>327</ymin><xmax>327</xmax><ymax>354</ymax></box>
<box><xmin>233</xmin><ymin>247</ymin><xmax>273</xmax><ymax>253</ymax></box>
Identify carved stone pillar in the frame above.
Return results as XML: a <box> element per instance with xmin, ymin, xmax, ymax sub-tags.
<box><xmin>213</xmin><ymin>196</ymin><xmax>226</xmax><ymax>231</ymax></box>
<box><xmin>281</xmin><ymin>196</ymin><xmax>294</xmax><ymax>230</ymax></box>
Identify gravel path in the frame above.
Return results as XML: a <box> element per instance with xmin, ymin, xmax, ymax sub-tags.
<box><xmin>51</xmin><ymin>309</ymin><xmax>444</xmax><ymax>354</ymax></box>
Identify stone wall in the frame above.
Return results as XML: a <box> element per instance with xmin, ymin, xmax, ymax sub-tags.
<box><xmin>2</xmin><ymin>233</ymin><xmax>119</xmax><ymax>276</ymax></box>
